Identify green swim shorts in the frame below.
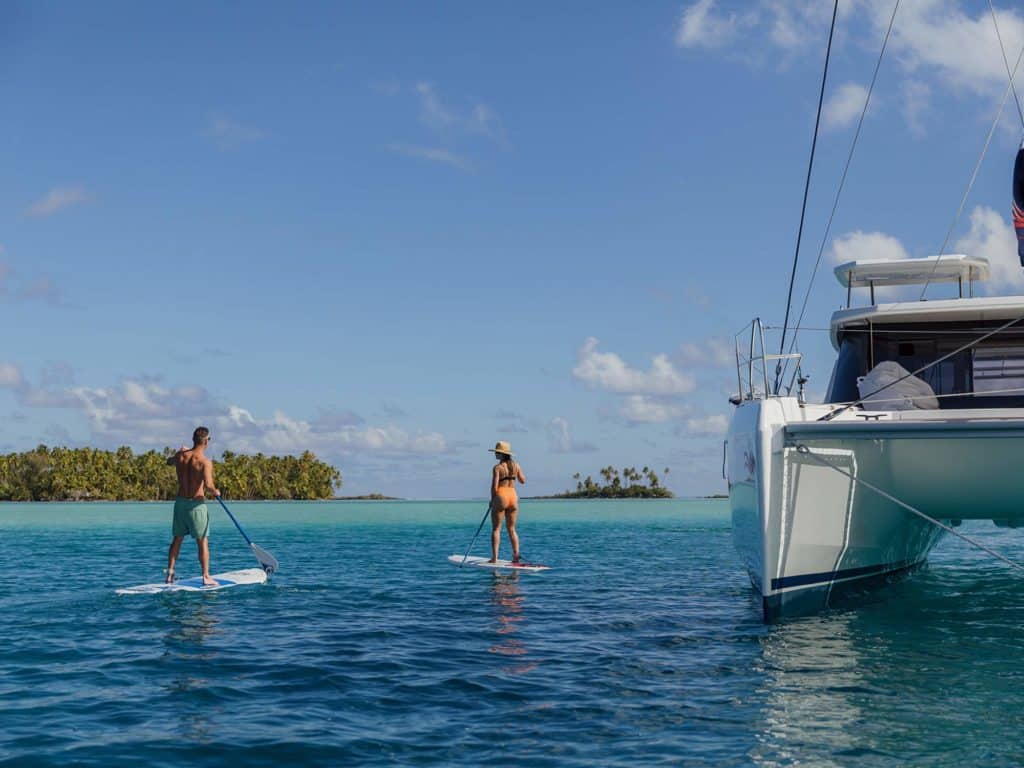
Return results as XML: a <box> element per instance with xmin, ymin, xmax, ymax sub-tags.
<box><xmin>172</xmin><ymin>497</ymin><xmax>210</xmax><ymax>539</ymax></box>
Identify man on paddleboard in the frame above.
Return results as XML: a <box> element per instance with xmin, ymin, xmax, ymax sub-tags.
<box><xmin>165</xmin><ymin>426</ymin><xmax>220</xmax><ymax>585</ymax></box>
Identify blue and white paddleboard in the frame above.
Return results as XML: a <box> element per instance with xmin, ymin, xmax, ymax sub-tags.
<box><xmin>447</xmin><ymin>555</ymin><xmax>550</xmax><ymax>572</ymax></box>
<box><xmin>116</xmin><ymin>567</ymin><xmax>268</xmax><ymax>595</ymax></box>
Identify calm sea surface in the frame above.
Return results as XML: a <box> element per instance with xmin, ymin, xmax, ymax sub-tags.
<box><xmin>3</xmin><ymin>499</ymin><xmax>1024</xmax><ymax>766</ymax></box>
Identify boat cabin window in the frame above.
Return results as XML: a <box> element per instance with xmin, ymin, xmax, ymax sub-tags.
<box><xmin>826</xmin><ymin>321</ymin><xmax>1024</xmax><ymax>408</ymax></box>
<box><xmin>972</xmin><ymin>345</ymin><xmax>1024</xmax><ymax>395</ymax></box>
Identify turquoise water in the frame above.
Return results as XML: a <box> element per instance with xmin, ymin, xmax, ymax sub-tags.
<box><xmin>4</xmin><ymin>499</ymin><xmax>1024</xmax><ymax>766</ymax></box>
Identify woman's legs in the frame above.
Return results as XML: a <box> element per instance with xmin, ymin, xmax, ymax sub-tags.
<box><xmin>505</xmin><ymin>506</ymin><xmax>520</xmax><ymax>561</ymax></box>
<box><xmin>489</xmin><ymin>507</ymin><xmax>504</xmax><ymax>562</ymax></box>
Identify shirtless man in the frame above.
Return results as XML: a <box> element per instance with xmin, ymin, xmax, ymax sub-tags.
<box><xmin>165</xmin><ymin>426</ymin><xmax>221</xmax><ymax>585</ymax></box>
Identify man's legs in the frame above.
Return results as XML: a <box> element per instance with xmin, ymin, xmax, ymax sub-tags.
<box><xmin>197</xmin><ymin>537</ymin><xmax>216</xmax><ymax>585</ymax></box>
<box><xmin>166</xmin><ymin>536</ymin><xmax>184</xmax><ymax>583</ymax></box>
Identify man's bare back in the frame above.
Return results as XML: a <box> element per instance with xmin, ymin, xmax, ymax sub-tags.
<box><xmin>171</xmin><ymin>447</ymin><xmax>216</xmax><ymax>499</ymax></box>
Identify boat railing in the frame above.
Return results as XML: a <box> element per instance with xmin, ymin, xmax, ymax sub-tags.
<box><xmin>734</xmin><ymin>318</ymin><xmax>803</xmax><ymax>400</ymax></box>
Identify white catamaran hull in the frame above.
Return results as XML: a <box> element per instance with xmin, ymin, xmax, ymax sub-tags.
<box><xmin>727</xmin><ymin>397</ymin><xmax>1024</xmax><ymax>621</ymax></box>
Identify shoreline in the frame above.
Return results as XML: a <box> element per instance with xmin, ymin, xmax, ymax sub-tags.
<box><xmin>0</xmin><ymin>495</ymin><xmax>728</xmax><ymax>504</ymax></box>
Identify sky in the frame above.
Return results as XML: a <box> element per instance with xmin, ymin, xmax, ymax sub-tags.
<box><xmin>3</xmin><ymin>0</ymin><xmax>1024</xmax><ymax>498</ymax></box>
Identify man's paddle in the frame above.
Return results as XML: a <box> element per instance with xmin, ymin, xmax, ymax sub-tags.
<box><xmin>215</xmin><ymin>496</ymin><xmax>279</xmax><ymax>576</ymax></box>
<box><xmin>459</xmin><ymin>506</ymin><xmax>492</xmax><ymax>567</ymax></box>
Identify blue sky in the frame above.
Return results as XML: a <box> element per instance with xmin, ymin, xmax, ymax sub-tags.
<box><xmin>3</xmin><ymin>1</ymin><xmax>1024</xmax><ymax>497</ymax></box>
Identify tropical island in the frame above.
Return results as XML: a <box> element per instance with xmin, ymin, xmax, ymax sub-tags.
<box><xmin>537</xmin><ymin>465</ymin><xmax>674</xmax><ymax>499</ymax></box>
<box><xmin>0</xmin><ymin>445</ymin><xmax>341</xmax><ymax>501</ymax></box>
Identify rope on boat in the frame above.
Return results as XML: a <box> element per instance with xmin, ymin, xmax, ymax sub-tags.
<box><xmin>793</xmin><ymin>443</ymin><xmax>1024</xmax><ymax>574</ymax></box>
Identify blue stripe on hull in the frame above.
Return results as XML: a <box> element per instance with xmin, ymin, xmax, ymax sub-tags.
<box><xmin>770</xmin><ymin>558</ymin><xmax>920</xmax><ymax>590</ymax></box>
<box><xmin>763</xmin><ymin>560</ymin><xmax>925</xmax><ymax>622</ymax></box>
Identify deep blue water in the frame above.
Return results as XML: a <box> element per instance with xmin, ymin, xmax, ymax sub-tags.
<box><xmin>3</xmin><ymin>499</ymin><xmax>1024</xmax><ymax>766</ymax></box>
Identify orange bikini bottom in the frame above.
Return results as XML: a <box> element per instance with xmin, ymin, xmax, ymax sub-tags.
<box><xmin>493</xmin><ymin>486</ymin><xmax>518</xmax><ymax>510</ymax></box>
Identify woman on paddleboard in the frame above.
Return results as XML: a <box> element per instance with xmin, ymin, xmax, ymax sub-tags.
<box><xmin>489</xmin><ymin>440</ymin><xmax>526</xmax><ymax>563</ymax></box>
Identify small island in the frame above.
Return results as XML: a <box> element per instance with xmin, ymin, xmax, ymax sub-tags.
<box><xmin>538</xmin><ymin>465</ymin><xmax>674</xmax><ymax>499</ymax></box>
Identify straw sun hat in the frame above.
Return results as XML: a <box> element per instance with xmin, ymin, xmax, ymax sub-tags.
<box><xmin>488</xmin><ymin>440</ymin><xmax>514</xmax><ymax>456</ymax></box>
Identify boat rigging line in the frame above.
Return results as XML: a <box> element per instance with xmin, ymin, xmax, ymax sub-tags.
<box><xmin>919</xmin><ymin>8</ymin><xmax>1024</xmax><ymax>300</ymax></box>
<box><xmin>776</xmin><ymin>0</ymin><xmax>840</xmax><ymax>395</ymax></box>
<box><xmin>779</xmin><ymin>0</ymin><xmax>901</xmax><ymax>391</ymax></box>
<box><xmin>988</xmin><ymin>0</ymin><xmax>1024</xmax><ymax>130</ymax></box>
<box><xmin>794</xmin><ymin>444</ymin><xmax>1024</xmax><ymax>575</ymax></box>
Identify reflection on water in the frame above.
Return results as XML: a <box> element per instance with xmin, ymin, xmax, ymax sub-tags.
<box><xmin>163</xmin><ymin>598</ymin><xmax>220</xmax><ymax>654</ymax></box>
<box><xmin>161</xmin><ymin>599</ymin><xmax>222</xmax><ymax>744</ymax></box>
<box><xmin>487</xmin><ymin>573</ymin><xmax>537</xmax><ymax>674</ymax></box>
<box><xmin>752</xmin><ymin>614</ymin><xmax>865</xmax><ymax>766</ymax></box>
<box><xmin>746</xmin><ymin>566</ymin><xmax>1024</xmax><ymax>766</ymax></box>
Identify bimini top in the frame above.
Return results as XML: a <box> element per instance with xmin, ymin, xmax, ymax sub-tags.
<box><xmin>834</xmin><ymin>255</ymin><xmax>990</xmax><ymax>288</ymax></box>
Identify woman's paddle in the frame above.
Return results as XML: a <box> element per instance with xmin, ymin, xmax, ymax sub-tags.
<box><xmin>459</xmin><ymin>505</ymin><xmax>492</xmax><ymax>566</ymax></box>
<box><xmin>216</xmin><ymin>496</ymin><xmax>279</xmax><ymax>575</ymax></box>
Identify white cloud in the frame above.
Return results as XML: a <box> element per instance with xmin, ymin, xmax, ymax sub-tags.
<box><xmin>204</xmin><ymin>115</ymin><xmax>265</xmax><ymax>150</ymax></box>
<box><xmin>678</xmin><ymin>337</ymin><xmax>733</xmax><ymax>367</ymax></box>
<box><xmin>414</xmin><ymin>82</ymin><xmax>502</xmax><ymax>141</ymax></box>
<box><xmin>621</xmin><ymin>395</ymin><xmax>688</xmax><ymax>424</ymax></box>
<box><xmin>546</xmin><ymin>416</ymin><xmax>597</xmax><ymax>454</ymax></box>
<box><xmin>675</xmin><ymin>0</ymin><xmax>748</xmax><ymax>49</ymax></box>
<box><xmin>497</xmin><ymin>421</ymin><xmax>529</xmax><ymax>434</ymax></box>
<box><xmin>0</xmin><ymin>259</ymin><xmax>64</xmax><ymax>306</ymax></box>
<box><xmin>683</xmin><ymin>282</ymin><xmax>712</xmax><ymax>309</ymax></box>
<box><xmin>0</xmin><ymin>363</ymin><xmax>25</xmax><ymax>390</ymax></box>
<box><xmin>388</xmin><ymin>143</ymin><xmax>471</xmax><ymax>170</ymax></box>
<box><xmin>830</xmin><ymin>230</ymin><xmax>911</xmax><ymax>265</ymax></box>
<box><xmin>19</xmin><ymin>276</ymin><xmax>61</xmax><ymax>305</ymax></box>
<box><xmin>825</xmin><ymin>208</ymin><xmax>1023</xmax><ymax>296</ymax></box>
<box><xmin>25</xmin><ymin>186</ymin><xmax>91</xmax><ymax>218</ymax></box>
<box><xmin>548</xmin><ymin>416</ymin><xmax>571</xmax><ymax>452</ymax></box>
<box><xmin>875</xmin><ymin>1</ymin><xmax>1024</xmax><ymax>96</ymax></box>
<box><xmin>676</xmin><ymin>1</ymin><xmax>854</xmax><ymax>53</ymax></box>
<box><xmin>8</xmin><ymin>371</ymin><xmax>451</xmax><ymax>459</ymax></box>
<box><xmin>219</xmin><ymin>406</ymin><xmax>448</xmax><ymax>456</ymax></box>
<box><xmin>573</xmin><ymin>337</ymin><xmax>695</xmax><ymax>395</ymax></box>
<box><xmin>679</xmin><ymin>0</ymin><xmax>1023</xmax><ymax>75</ymax></box>
<box><xmin>416</xmin><ymin>82</ymin><xmax>456</xmax><ymax>129</ymax></box>
<box><xmin>955</xmin><ymin>206</ymin><xmax>1024</xmax><ymax>292</ymax></box>
<box><xmin>675</xmin><ymin>1</ymin><xmax>1024</xmax><ymax>135</ymax></box>
<box><xmin>823</xmin><ymin>82</ymin><xmax>871</xmax><ymax>130</ymax></box>
<box><xmin>902</xmin><ymin>79</ymin><xmax>931</xmax><ymax>137</ymax></box>
<box><xmin>764</xmin><ymin>1</ymin><xmax>825</xmax><ymax>51</ymax></box>
<box><xmin>685</xmin><ymin>414</ymin><xmax>729</xmax><ymax>436</ymax></box>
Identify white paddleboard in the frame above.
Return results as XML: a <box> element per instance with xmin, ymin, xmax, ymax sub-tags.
<box><xmin>116</xmin><ymin>567</ymin><xmax>268</xmax><ymax>595</ymax></box>
<box><xmin>448</xmin><ymin>555</ymin><xmax>551</xmax><ymax>572</ymax></box>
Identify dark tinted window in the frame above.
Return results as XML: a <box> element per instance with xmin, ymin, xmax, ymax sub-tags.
<box><xmin>826</xmin><ymin>336</ymin><xmax>866</xmax><ymax>403</ymax></box>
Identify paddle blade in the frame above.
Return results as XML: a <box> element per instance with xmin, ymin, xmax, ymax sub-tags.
<box><xmin>251</xmin><ymin>543</ymin><xmax>279</xmax><ymax>576</ymax></box>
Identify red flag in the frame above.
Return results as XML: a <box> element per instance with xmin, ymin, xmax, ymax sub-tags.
<box><xmin>1014</xmin><ymin>141</ymin><xmax>1024</xmax><ymax>266</ymax></box>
